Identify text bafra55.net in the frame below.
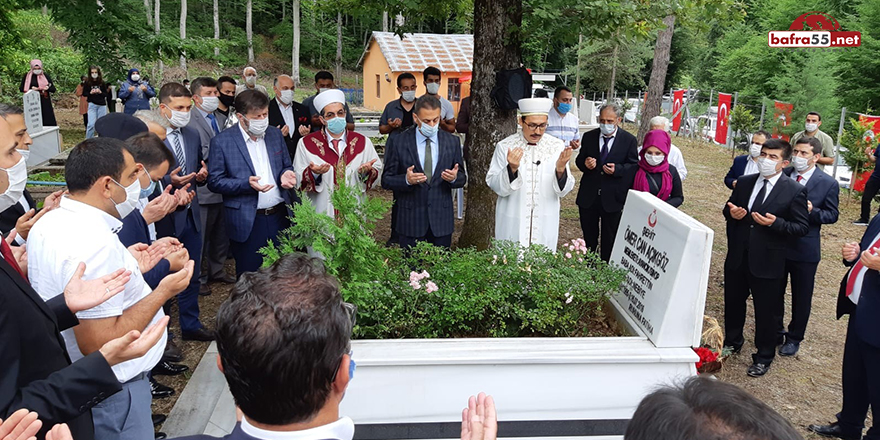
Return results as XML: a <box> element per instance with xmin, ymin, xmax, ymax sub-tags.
<box><xmin>768</xmin><ymin>31</ymin><xmax>861</xmax><ymax>48</ymax></box>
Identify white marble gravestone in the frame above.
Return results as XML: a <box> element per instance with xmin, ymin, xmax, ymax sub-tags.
<box><xmin>609</xmin><ymin>190</ymin><xmax>714</xmax><ymax>348</ymax></box>
<box><xmin>22</xmin><ymin>90</ymin><xmax>43</xmax><ymax>134</ymax></box>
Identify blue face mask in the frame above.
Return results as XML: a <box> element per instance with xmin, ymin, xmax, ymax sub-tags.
<box><xmin>558</xmin><ymin>102</ymin><xmax>572</xmax><ymax>114</ymax></box>
<box><xmin>349</xmin><ymin>358</ymin><xmax>356</xmax><ymax>380</ymax></box>
<box><xmin>140</xmin><ymin>179</ymin><xmax>157</xmax><ymax>199</ymax></box>
<box><xmin>419</xmin><ymin>122</ymin><xmax>438</xmax><ymax>138</ymax></box>
<box><xmin>327</xmin><ymin>117</ymin><xmax>347</xmax><ymax>135</ymax></box>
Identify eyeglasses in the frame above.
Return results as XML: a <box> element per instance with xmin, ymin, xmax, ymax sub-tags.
<box><xmin>525</xmin><ymin>123</ymin><xmax>548</xmax><ymax>130</ymax></box>
<box><xmin>323</xmin><ymin>109</ymin><xmax>347</xmax><ymax>119</ymax></box>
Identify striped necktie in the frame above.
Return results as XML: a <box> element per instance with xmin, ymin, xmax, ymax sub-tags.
<box><xmin>171</xmin><ymin>130</ymin><xmax>186</xmax><ymax>174</ymax></box>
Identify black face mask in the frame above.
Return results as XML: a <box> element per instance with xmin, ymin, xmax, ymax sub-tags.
<box><xmin>219</xmin><ymin>94</ymin><xmax>235</xmax><ymax>107</ymax></box>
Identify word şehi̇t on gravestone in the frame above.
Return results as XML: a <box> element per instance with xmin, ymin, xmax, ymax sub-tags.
<box><xmin>609</xmin><ymin>190</ymin><xmax>714</xmax><ymax>348</ymax></box>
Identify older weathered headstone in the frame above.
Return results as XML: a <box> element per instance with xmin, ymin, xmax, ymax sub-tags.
<box><xmin>22</xmin><ymin>90</ymin><xmax>44</xmax><ymax>134</ymax></box>
<box><xmin>609</xmin><ymin>190</ymin><xmax>714</xmax><ymax>348</ymax></box>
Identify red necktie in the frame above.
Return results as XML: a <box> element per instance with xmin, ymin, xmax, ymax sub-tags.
<box><xmin>331</xmin><ymin>139</ymin><xmax>340</xmax><ymax>152</ymax></box>
<box><xmin>796</xmin><ymin>175</ymin><xmax>803</xmax><ymax>183</ymax></box>
<box><xmin>845</xmin><ymin>235</ymin><xmax>880</xmax><ymax>297</ymax></box>
<box><xmin>0</xmin><ymin>239</ymin><xmax>25</xmax><ymax>280</ymax></box>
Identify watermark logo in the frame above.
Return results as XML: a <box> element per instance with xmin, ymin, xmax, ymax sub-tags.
<box><xmin>768</xmin><ymin>12</ymin><xmax>861</xmax><ymax>48</ymax></box>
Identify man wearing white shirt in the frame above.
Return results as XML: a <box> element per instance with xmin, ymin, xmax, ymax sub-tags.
<box><xmin>647</xmin><ymin>116</ymin><xmax>687</xmax><ymax>181</ymax></box>
<box><xmin>546</xmin><ymin>86</ymin><xmax>581</xmax><ymax>150</ymax></box>
<box><xmin>27</xmin><ymin>137</ymin><xmax>194</xmax><ymax>440</ymax></box>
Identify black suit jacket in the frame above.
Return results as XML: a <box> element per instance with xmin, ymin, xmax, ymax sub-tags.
<box><xmin>268</xmin><ymin>99</ymin><xmax>310</xmax><ymax>160</ymax></box>
<box><xmin>783</xmin><ymin>167</ymin><xmax>840</xmax><ymax>263</ymax></box>
<box><xmin>0</xmin><ymin>189</ymin><xmax>37</xmax><ymax>236</ymax></box>
<box><xmin>836</xmin><ymin>214</ymin><xmax>880</xmax><ymax>348</ymax></box>
<box><xmin>0</xmin><ymin>258</ymin><xmax>121</xmax><ymax>440</ymax></box>
<box><xmin>575</xmin><ymin>128</ymin><xmax>639</xmax><ymax>212</ymax></box>
<box><xmin>382</xmin><ymin>127</ymin><xmax>467</xmax><ymax>238</ymax></box>
<box><xmin>723</xmin><ymin>173</ymin><xmax>810</xmax><ymax>279</ymax></box>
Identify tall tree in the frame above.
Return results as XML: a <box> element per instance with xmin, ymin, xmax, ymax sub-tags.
<box><xmin>246</xmin><ymin>0</ymin><xmax>254</xmax><ymax>63</ymax></box>
<box><xmin>179</xmin><ymin>0</ymin><xmax>187</xmax><ymax>71</ymax></box>
<box><xmin>143</xmin><ymin>0</ymin><xmax>152</xmax><ymax>26</ymax></box>
<box><xmin>292</xmin><ymin>0</ymin><xmax>301</xmax><ymax>84</ymax></box>
<box><xmin>213</xmin><ymin>0</ymin><xmax>219</xmax><ymax>57</ymax></box>
<box><xmin>335</xmin><ymin>11</ymin><xmax>342</xmax><ymax>81</ymax></box>
<box><xmin>637</xmin><ymin>14</ymin><xmax>675</xmax><ymax>142</ymax></box>
<box><xmin>457</xmin><ymin>0</ymin><xmax>523</xmax><ymax>250</ymax></box>
<box><xmin>155</xmin><ymin>0</ymin><xmax>163</xmax><ymax>81</ymax></box>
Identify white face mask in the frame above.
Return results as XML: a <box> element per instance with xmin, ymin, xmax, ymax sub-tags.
<box><xmin>200</xmin><ymin>96</ymin><xmax>220</xmax><ymax>113</ymax></box>
<box><xmin>402</xmin><ymin>90</ymin><xmax>416</xmax><ymax>102</ymax></box>
<box><xmin>749</xmin><ymin>143</ymin><xmax>763</xmax><ymax>158</ymax></box>
<box><xmin>279</xmin><ymin>90</ymin><xmax>294</xmax><ymax>105</ymax></box>
<box><xmin>805</xmin><ymin>122</ymin><xmax>818</xmax><ymax>133</ymax></box>
<box><xmin>318</xmin><ymin>87</ymin><xmax>331</xmax><ymax>94</ymax></box>
<box><xmin>165</xmin><ymin>107</ymin><xmax>191</xmax><ymax>128</ymax></box>
<box><xmin>91</xmin><ymin>73</ymin><xmax>98</xmax><ymax>79</ymax></box>
<box><xmin>245</xmin><ymin>75</ymin><xmax>257</xmax><ymax>85</ymax></box>
<box><xmin>33</xmin><ymin>69</ymin><xmax>43</xmax><ymax>76</ymax></box>
<box><xmin>600</xmin><ymin>123</ymin><xmax>616</xmax><ymax>136</ymax></box>
<box><xmin>0</xmin><ymin>156</ymin><xmax>28</xmax><ymax>212</ymax></box>
<box><xmin>426</xmin><ymin>83</ymin><xmax>441</xmax><ymax>95</ymax></box>
<box><xmin>110</xmin><ymin>176</ymin><xmax>142</xmax><ymax>219</ymax></box>
<box><xmin>246</xmin><ymin>116</ymin><xmax>269</xmax><ymax>137</ymax></box>
<box><xmin>757</xmin><ymin>157</ymin><xmax>780</xmax><ymax>177</ymax></box>
<box><xmin>792</xmin><ymin>155</ymin><xmax>812</xmax><ymax>172</ymax></box>
<box><xmin>645</xmin><ymin>154</ymin><xmax>665</xmax><ymax>167</ymax></box>
<box><xmin>131</xmin><ymin>74</ymin><xmax>140</xmax><ymax>82</ymax></box>
<box><xmin>16</xmin><ymin>149</ymin><xmax>30</xmax><ymax>163</ymax></box>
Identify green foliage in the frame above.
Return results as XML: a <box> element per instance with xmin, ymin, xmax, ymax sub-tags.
<box><xmin>28</xmin><ymin>171</ymin><xmax>66</xmax><ymax>182</ymax></box>
<box><xmin>839</xmin><ymin>117</ymin><xmax>877</xmax><ymax>173</ymax></box>
<box><xmin>260</xmin><ymin>174</ymin><xmax>625</xmax><ymax>339</ymax></box>
<box><xmin>836</xmin><ymin>0</ymin><xmax>880</xmax><ymax>113</ymax></box>
<box><xmin>729</xmin><ymin>105</ymin><xmax>756</xmax><ymax>145</ymax></box>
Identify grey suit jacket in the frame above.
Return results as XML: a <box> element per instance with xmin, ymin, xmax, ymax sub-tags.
<box><xmin>188</xmin><ymin>107</ymin><xmax>223</xmax><ymax>204</ymax></box>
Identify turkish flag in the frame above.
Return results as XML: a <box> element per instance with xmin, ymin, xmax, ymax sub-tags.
<box><xmin>671</xmin><ymin>89</ymin><xmax>685</xmax><ymax>132</ymax></box>
<box><xmin>773</xmin><ymin>101</ymin><xmax>794</xmax><ymax>141</ymax></box>
<box><xmin>715</xmin><ymin>92</ymin><xmax>731</xmax><ymax>144</ymax></box>
<box><xmin>859</xmin><ymin>113</ymin><xmax>880</xmax><ymax>137</ymax></box>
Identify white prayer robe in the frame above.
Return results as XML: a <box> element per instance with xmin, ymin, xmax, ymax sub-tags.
<box><xmin>486</xmin><ymin>132</ymin><xmax>575</xmax><ymax>251</ymax></box>
<box><xmin>293</xmin><ymin>130</ymin><xmax>383</xmax><ymax>216</ymax></box>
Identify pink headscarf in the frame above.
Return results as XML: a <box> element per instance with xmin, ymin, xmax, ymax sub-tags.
<box><xmin>27</xmin><ymin>59</ymin><xmax>49</xmax><ymax>90</ymax></box>
<box><xmin>634</xmin><ymin>129</ymin><xmax>673</xmax><ymax>201</ymax></box>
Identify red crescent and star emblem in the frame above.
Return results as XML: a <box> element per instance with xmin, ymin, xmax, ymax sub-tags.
<box><xmin>648</xmin><ymin>209</ymin><xmax>658</xmax><ymax>228</ymax></box>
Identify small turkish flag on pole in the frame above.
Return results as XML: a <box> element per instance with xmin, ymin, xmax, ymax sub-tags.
<box><xmin>715</xmin><ymin>92</ymin><xmax>732</xmax><ymax>145</ymax></box>
<box><xmin>671</xmin><ymin>89</ymin><xmax>685</xmax><ymax>132</ymax></box>
<box><xmin>773</xmin><ymin>100</ymin><xmax>794</xmax><ymax>141</ymax></box>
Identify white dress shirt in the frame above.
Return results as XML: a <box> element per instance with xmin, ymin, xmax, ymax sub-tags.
<box><xmin>743</xmin><ymin>156</ymin><xmax>759</xmax><ymax>176</ymax></box>
<box><xmin>794</xmin><ymin>166</ymin><xmax>816</xmax><ymax>186</ymax></box>
<box><xmin>241</xmin><ymin>417</ymin><xmax>355</xmax><ymax>440</ymax></box>
<box><xmin>415</xmin><ymin>127</ymin><xmax>439</xmax><ymax>176</ymax></box>
<box><xmin>27</xmin><ymin>197</ymin><xmax>167</xmax><ymax>382</ymax></box>
<box><xmin>600</xmin><ymin>126</ymin><xmax>618</xmax><ymax>154</ymax></box>
<box><xmin>239</xmin><ymin>123</ymin><xmax>284</xmax><ymax>209</ymax></box>
<box><xmin>747</xmin><ymin>171</ymin><xmax>782</xmax><ymax>210</ymax></box>
<box><xmin>166</xmin><ymin>127</ymin><xmax>187</xmax><ymax>164</ymax></box>
<box><xmin>137</xmin><ymin>197</ymin><xmax>157</xmax><ymax>241</ymax></box>
<box><xmin>277</xmin><ymin>98</ymin><xmax>296</xmax><ymax>138</ymax></box>
<box><xmin>847</xmin><ymin>228</ymin><xmax>880</xmax><ymax>305</ymax></box>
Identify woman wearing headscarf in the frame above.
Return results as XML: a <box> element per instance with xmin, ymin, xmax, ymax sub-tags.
<box><xmin>74</xmin><ymin>75</ymin><xmax>88</xmax><ymax>129</ymax></box>
<box><xmin>19</xmin><ymin>59</ymin><xmax>58</xmax><ymax>126</ymax></box>
<box><xmin>84</xmin><ymin>66</ymin><xmax>111</xmax><ymax>139</ymax></box>
<box><xmin>621</xmin><ymin>129</ymin><xmax>683</xmax><ymax>207</ymax></box>
<box><xmin>118</xmin><ymin>68</ymin><xmax>156</xmax><ymax>115</ymax></box>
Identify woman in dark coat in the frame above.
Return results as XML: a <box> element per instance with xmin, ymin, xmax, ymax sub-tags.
<box><xmin>19</xmin><ymin>59</ymin><xmax>57</xmax><ymax>127</ymax></box>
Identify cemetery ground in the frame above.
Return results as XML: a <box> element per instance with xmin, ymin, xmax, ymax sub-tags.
<box><xmin>47</xmin><ymin>110</ymin><xmax>866</xmax><ymax>436</ymax></box>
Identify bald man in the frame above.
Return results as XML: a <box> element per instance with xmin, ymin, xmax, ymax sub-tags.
<box><xmin>268</xmin><ymin>75</ymin><xmax>310</xmax><ymax>160</ymax></box>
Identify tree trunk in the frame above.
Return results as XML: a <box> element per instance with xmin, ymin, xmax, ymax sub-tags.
<box><xmin>143</xmin><ymin>0</ymin><xmax>152</xmax><ymax>26</ymax></box>
<box><xmin>179</xmin><ymin>0</ymin><xmax>187</xmax><ymax>72</ymax></box>
<box><xmin>607</xmin><ymin>41</ymin><xmax>618</xmax><ymax>100</ymax></box>
<box><xmin>382</xmin><ymin>11</ymin><xmax>388</xmax><ymax>32</ymax></box>
<box><xmin>282</xmin><ymin>0</ymin><xmax>286</xmax><ymax>21</ymax></box>
<box><xmin>574</xmin><ymin>34</ymin><xmax>583</xmax><ymax>101</ymax></box>
<box><xmin>155</xmin><ymin>0</ymin><xmax>163</xmax><ymax>82</ymax></box>
<box><xmin>42</xmin><ymin>4</ymin><xmax>48</xmax><ymax>15</ymax></box>
<box><xmin>246</xmin><ymin>0</ymin><xmax>254</xmax><ymax>63</ymax></box>
<box><xmin>335</xmin><ymin>11</ymin><xmax>342</xmax><ymax>82</ymax></box>
<box><xmin>213</xmin><ymin>0</ymin><xmax>219</xmax><ymax>57</ymax></box>
<box><xmin>292</xmin><ymin>0</ymin><xmax>301</xmax><ymax>84</ymax></box>
<box><xmin>457</xmin><ymin>0</ymin><xmax>522</xmax><ymax>250</ymax></box>
<box><xmin>637</xmin><ymin>14</ymin><xmax>676</xmax><ymax>143</ymax></box>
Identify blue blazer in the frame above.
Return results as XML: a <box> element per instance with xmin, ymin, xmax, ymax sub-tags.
<box><xmin>382</xmin><ymin>127</ymin><xmax>467</xmax><ymax>238</ymax></box>
<box><xmin>724</xmin><ymin>155</ymin><xmax>752</xmax><ymax>189</ymax></box>
<box><xmin>784</xmin><ymin>168</ymin><xmax>840</xmax><ymax>262</ymax></box>
<box><xmin>117</xmin><ymin>210</ymin><xmax>170</xmax><ymax>289</ymax></box>
<box><xmin>207</xmin><ymin>125</ymin><xmax>294</xmax><ymax>242</ymax></box>
<box><xmin>837</xmin><ymin>214</ymin><xmax>880</xmax><ymax>348</ymax></box>
<box><xmin>158</xmin><ymin>126</ymin><xmax>203</xmax><ymax>237</ymax></box>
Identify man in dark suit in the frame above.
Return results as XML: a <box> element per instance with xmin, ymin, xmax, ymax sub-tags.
<box><xmin>173</xmin><ymin>254</ymin><xmax>356</xmax><ymax>440</ymax></box>
<box><xmin>575</xmin><ymin>103</ymin><xmax>639</xmax><ymax>261</ymax></box>
<box><xmin>777</xmin><ymin>137</ymin><xmax>840</xmax><ymax>356</ymax></box>
<box><xmin>808</xmin><ymin>217</ymin><xmax>880</xmax><ymax>440</ymax></box>
<box><xmin>0</xmin><ymin>116</ymin><xmax>169</xmax><ymax>440</ymax></box>
<box><xmin>724</xmin><ymin>130</ymin><xmax>769</xmax><ymax>190</ymax></box>
<box><xmin>722</xmin><ymin>138</ymin><xmax>810</xmax><ymax>377</ymax></box>
<box><xmin>156</xmin><ymin>82</ymin><xmax>213</xmax><ymax>342</ymax></box>
<box><xmin>268</xmin><ymin>75</ymin><xmax>310</xmax><ymax>161</ymax></box>
<box><xmin>382</xmin><ymin>95</ymin><xmax>467</xmax><ymax>248</ymax></box>
<box><xmin>188</xmin><ymin>77</ymin><xmax>236</xmax><ymax>297</ymax></box>
<box><xmin>207</xmin><ymin>90</ymin><xmax>298</xmax><ymax>276</ymax></box>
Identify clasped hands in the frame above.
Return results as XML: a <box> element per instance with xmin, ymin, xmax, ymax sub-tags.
<box><xmin>726</xmin><ymin>202</ymin><xmax>776</xmax><ymax>226</ymax></box>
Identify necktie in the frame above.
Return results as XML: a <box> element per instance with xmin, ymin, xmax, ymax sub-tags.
<box><xmin>846</xmin><ymin>235</ymin><xmax>880</xmax><ymax>297</ymax></box>
<box><xmin>600</xmin><ymin>136</ymin><xmax>612</xmax><ymax>164</ymax></box>
<box><xmin>0</xmin><ymin>239</ymin><xmax>25</xmax><ymax>280</ymax></box>
<box><xmin>750</xmin><ymin>179</ymin><xmax>768</xmax><ymax>212</ymax></box>
<box><xmin>796</xmin><ymin>175</ymin><xmax>803</xmax><ymax>183</ymax></box>
<box><xmin>331</xmin><ymin>139</ymin><xmax>340</xmax><ymax>153</ymax></box>
<box><xmin>424</xmin><ymin>138</ymin><xmax>433</xmax><ymax>183</ymax></box>
<box><xmin>171</xmin><ymin>130</ymin><xmax>186</xmax><ymax>174</ymax></box>
<box><xmin>207</xmin><ymin>113</ymin><xmax>220</xmax><ymax>135</ymax></box>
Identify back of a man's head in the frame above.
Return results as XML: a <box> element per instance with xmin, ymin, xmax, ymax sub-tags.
<box><xmin>215</xmin><ymin>254</ymin><xmax>352</xmax><ymax>426</ymax></box>
<box><xmin>65</xmin><ymin>137</ymin><xmax>128</xmax><ymax>194</ymax></box>
<box><xmin>625</xmin><ymin>377</ymin><xmax>803</xmax><ymax>440</ymax></box>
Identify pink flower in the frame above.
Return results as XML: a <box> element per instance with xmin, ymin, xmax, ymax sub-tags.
<box><xmin>409</xmin><ymin>271</ymin><xmax>420</xmax><ymax>283</ymax></box>
<box><xmin>409</xmin><ymin>280</ymin><xmax>421</xmax><ymax>290</ymax></box>
<box><xmin>565</xmin><ymin>252</ymin><xmax>572</xmax><ymax>259</ymax></box>
<box><xmin>569</xmin><ymin>245</ymin><xmax>575</xmax><ymax>251</ymax></box>
<box><xmin>420</xmin><ymin>270</ymin><xmax>430</xmax><ymax>279</ymax></box>
<box><xmin>578</xmin><ymin>258</ymin><xmax>583</xmax><ymax>262</ymax></box>
<box><xmin>425</xmin><ymin>281</ymin><xmax>438</xmax><ymax>293</ymax></box>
